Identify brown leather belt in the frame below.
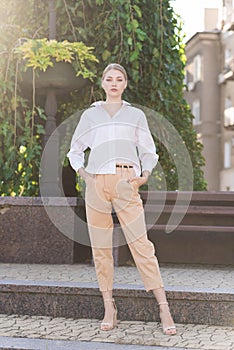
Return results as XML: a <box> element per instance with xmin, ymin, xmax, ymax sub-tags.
<box><xmin>116</xmin><ymin>164</ymin><xmax>133</xmax><ymax>169</ymax></box>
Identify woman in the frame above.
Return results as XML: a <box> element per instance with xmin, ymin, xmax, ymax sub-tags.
<box><xmin>67</xmin><ymin>63</ymin><xmax>176</xmax><ymax>335</ymax></box>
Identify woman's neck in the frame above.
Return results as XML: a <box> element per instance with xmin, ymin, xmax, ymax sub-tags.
<box><xmin>105</xmin><ymin>98</ymin><xmax>122</xmax><ymax>104</ymax></box>
<box><xmin>101</xmin><ymin>99</ymin><xmax>123</xmax><ymax>117</ymax></box>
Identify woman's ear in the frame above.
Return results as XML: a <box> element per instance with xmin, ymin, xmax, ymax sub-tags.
<box><xmin>101</xmin><ymin>80</ymin><xmax>105</xmax><ymax>89</ymax></box>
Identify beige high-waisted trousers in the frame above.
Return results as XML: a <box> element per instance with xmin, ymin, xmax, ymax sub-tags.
<box><xmin>85</xmin><ymin>166</ymin><xmax>164</xmax><ymax>292</ymax></box>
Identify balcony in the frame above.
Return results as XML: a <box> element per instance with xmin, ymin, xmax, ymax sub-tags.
<box><xmin>223</xmin><ymin>6</ymin><xmax>234</xmax><ymax>31</ymax></box>
<box><xmin>187</xmin><ymin>81</ymin><xmax>196</xmax><ymax>91</ymax></box>
<box><xmin>224</xmin><ymin>106</ymin><xmax>234</xmax><ymax>129</ymax></box>
<box><xmin>218</xmin><ymin>57</ymin><xmax>234</xmax><ymax>84</ymax></box>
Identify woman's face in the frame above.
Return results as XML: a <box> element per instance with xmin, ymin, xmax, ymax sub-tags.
<box><xmin>102</xmin><ymin>69</ymin><xmax>127</xmax><ymax>100</ymax></box>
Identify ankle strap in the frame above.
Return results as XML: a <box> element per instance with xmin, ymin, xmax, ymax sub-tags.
<box><xmin>158</xmin><ymin>302</ymin><xmax>168</xmax><ymax>306</ymax></box>
<box><xmin>104</xmin><ymin>298</ymin><xmax>114</xmax><ymax>302</ymax></box>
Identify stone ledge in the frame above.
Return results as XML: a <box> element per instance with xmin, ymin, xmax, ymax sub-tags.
<box><xmin>0</xmin><ymin>280</ymin><xmax>232</xmax><ymax>327</ymax></box>
<box><xmin>0</xmin><ymin>197</ymin><xmax>78</xmax><ymax>207</ymax></box>
<box><xmin>0</xmin><ymin>193</ymin><xmax>233</xmax><ymax>265</ymax></box>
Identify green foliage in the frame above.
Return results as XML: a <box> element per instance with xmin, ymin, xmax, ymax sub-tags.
<box><xmin>0</xmin><ymin>0</ymin><xmax>47</xmax><ymax>196</ymax></box>
<box><xmin>15</xmin><ymin>38</ymin><xmax>98</xmax><ymax>79</ymax></box>
<box><xmin>56</xmin><ymin>0</ymin><xmax>207</xmax><ymax>190</ymax></box>
<box><xmin>0</xmin><ymin>0</ymin><xmax>98</xmax><ymax>196</ymax></box>
<box><xmin>0</xmin><ymin>109</ymin><xmax>46</xmax><ymax>196</ymax></box>
<box><xmin>0</xmin><ymin>0</ymin><xmax>207</xmax><ymax>195</ymax></box>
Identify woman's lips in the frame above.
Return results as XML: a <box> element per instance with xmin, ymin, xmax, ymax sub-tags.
<box><xmin>110</xmin><ymin>88</ymin><xmax>118</xmax><ymax>92</ymax></box>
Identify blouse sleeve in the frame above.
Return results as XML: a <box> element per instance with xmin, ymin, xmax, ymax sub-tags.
<box><xmin>136</xmin><ymin>112</ymin><xmax>159</xmax><ymax>174</ymax></box>
<box><xmin>67</xmin><ymin>112</ymin><xmax>90</xmax><ymax>172</ymax></box>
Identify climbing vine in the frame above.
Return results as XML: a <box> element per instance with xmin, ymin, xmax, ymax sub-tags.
<box><xmin>0</xmin><ymin>0</ymin><xmax>207</xmax><ymax>196</ymax></box>
<box><xmin>0</xmin><ymin>0</ymin><xmax>98</xmax><ymax>196</ymax></box>
<box><xmin>55</xmin><ymin>0</ymin><xmax>207</xmax><ymax>190</ymax></box>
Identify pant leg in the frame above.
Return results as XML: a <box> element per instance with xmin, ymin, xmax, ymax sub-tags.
<box><xmin>112</xmin><ymin>168</ymin><xmax>164</xmax><ymax>292</ymax></box>
<box><xmin>91</xmin><ymin>246</ymin><xmax>114</xmax><ymax>291</ymax></box>
<box><xmin>85</xmin><ymin>175</ymin><xmax>114</xmax><ymax>291</ymax></box>
<box><xmin>128</xmin><ymin>234</ymin><xmax>164</xmax><ymax>291</ymax></box>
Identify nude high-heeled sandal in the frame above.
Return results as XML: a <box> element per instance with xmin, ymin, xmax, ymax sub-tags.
<box><xmin>100</xmin><ymin>298</ymin><xmax>118</xmax><ymax>331</ymax></box>
<box><xmin>158</xmin><ymin>302</ymin><xmax>177</xmax><ymax>335</ymax></box>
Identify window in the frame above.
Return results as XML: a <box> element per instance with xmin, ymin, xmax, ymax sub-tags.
<box><xmin>224</xmin><ymin>97</ymin><xmax>234</xmax><ymax>127</ymax></box>
<box><xmin>185</xmin><ymin>61</ymin><xmax>193</xmax><ymax>84</ymax></box>
<box><xmin>224</xmin><ymin>48</ymin><xmax>232</xmax><ymax>70</ymax></box>
<box><xmin>224</xmin><ymin>142</ymin><xmax>231</xmax><ymax>168</ymax></box>
<box><xmin>223</xmin><ymin>0</ymin><xmax>234</xmax><ymax>8</ymax></box>
<box><xmin>192</xmin><ymin>99</ymin><xmax>201</xmax><ymax>125</ymax></box>
<box><xmin>224</xmin><ymin>1</ymin><xmax>234</xmax><ymax>28</ymax></box>
<box><xmin>186</xmin><ymin>55</ymin><xmax>201</xmax><ymax>86</ymax></box>
<box><xmin>184</xmin><ymin>70</ymin><xmax>188</xmax><ymax>86</ymax></box>
<box><xmin>225</xmin><ymin>96</ymin><xmax>232</xmax><ymax>109</ymax></box>
<box><xmin>194</xmin><ymin>55</ymin><xmax>201</xmax><ymax>83</ymax></box>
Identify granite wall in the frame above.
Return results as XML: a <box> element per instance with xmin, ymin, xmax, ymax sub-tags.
<box><xmin>0</xmin><ymin>197</ymin><xmax>91</xmax><ymax>264</ymax></box>
<box><xmin>0</xmin><ymin>192</ymin><xmax>233</xmax><ymax>265</ymax></box>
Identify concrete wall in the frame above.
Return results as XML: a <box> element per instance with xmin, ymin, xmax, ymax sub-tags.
<box><xmin>185</xmin><ymin>32</ymin><xmax>221</xmax><ymax>191</ymax></box>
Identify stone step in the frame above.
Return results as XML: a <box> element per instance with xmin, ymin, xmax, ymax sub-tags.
<box><xmin>0</xmin><ymin>278</ymin><xmax>233</xmax><ymax>327</ymax></box>
<box><xmin>0</xmin><ymin>263</ymin><xmax>233</xmax><ymax>328</ymax></box>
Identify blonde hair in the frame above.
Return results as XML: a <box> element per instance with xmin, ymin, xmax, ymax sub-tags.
<box><xmin>102</xmin><ymin>63</ymin><xmax>128</xmax><ymax>81</ymax></box>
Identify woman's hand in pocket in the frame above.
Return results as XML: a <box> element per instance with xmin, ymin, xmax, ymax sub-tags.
<box><xmin>128</xmin><ymin>171</ymin><xmax>150</xmax><ymax>188</ymax></box>
<box><xmin>77</xmin><ymin>167</ymin><xmax>94</xmax><ymax>181</ymax></box>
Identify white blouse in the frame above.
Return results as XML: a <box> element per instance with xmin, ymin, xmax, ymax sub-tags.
<box><xmin>67</xmin><ymin>101</ymin><xmax>159</xmax><ymax>177</ymax></box>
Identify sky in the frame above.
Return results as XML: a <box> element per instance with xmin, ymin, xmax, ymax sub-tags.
<box><xmin>170</xmin><ymin>0</ymin><xmax>222</xmax><ymax>41</ymax></box>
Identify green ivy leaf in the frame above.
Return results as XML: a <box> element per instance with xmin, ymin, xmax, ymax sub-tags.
<box><xmin>133</xmin><ymin>5</ymin><xmax>142</xmax><ymax>18</ymax></box>
<box><xmin>102</xmin><ymin>49</ymin><xmax>111</xmax><ymax>61</ymax></box>
<box><xmin>127</xmin><ymin>37</ymin><xmax>133</xmax><ymax>46</ymax></box>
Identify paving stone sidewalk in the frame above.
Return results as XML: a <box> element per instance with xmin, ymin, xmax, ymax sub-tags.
<box><xmin>0</xmin><ymin>314</ymin><xmax>233</xmax><ymax>350</ymax></box>
<box><xmin>0</xmin><ymin>263</ymin><xmax>233</xmax><ymax>291</ymax></box>
<box><xmin>0</xmin><ymin>263</ymin><xmax>233</xmax><ymax>349</ymax></box>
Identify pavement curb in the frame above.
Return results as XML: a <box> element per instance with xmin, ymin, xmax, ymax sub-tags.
<box><xmin>0</xmin><ymin>336</ymin><xmax>196</xmax><ymax>350</ymax></box>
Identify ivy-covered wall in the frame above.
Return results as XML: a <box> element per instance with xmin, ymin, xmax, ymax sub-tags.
<box><xmin>0</xmin><ymin>0</ymin><xmax>207</xmax><ymax>196</ymax></box>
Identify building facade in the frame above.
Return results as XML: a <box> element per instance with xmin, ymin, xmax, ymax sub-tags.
<box><xmin>184</xmin><ymin>1</ymin><xmax>234</xmax><ymax>191</ymax></box>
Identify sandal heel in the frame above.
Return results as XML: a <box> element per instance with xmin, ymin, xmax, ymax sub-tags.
<box><xmin>101</xmin><ymin>298</ymin><xmax>118</xmax><ymax>331</ymax></box>
<box><xmin>158</xmin><ymin>302</ymin><xmax>177</xmax><ymax>335</ymax></box>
